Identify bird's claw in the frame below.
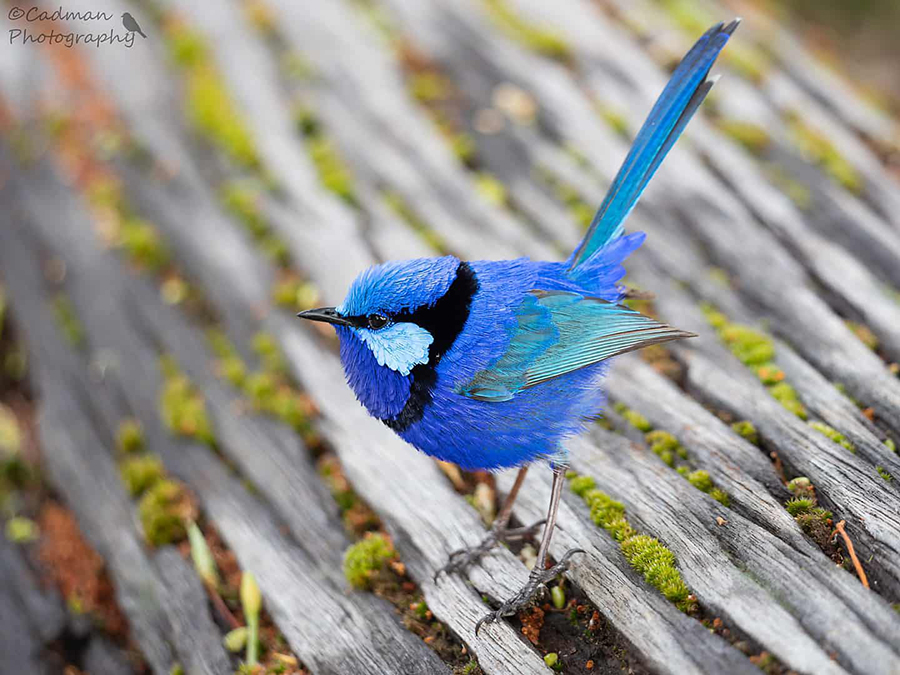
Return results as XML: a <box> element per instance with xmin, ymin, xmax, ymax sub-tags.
<box><xmin>474</xmin><ymin>548</ymin><xmax>585</xmax><ymax>636</ymax></box>
<box><xmin>433</xmin><ymin>519</ymin><xmax>547</xmax><ymax>583</ymax></box>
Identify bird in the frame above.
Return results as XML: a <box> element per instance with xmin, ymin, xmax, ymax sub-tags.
<box><xmin>122</xmin><ymin>12</ymin><xmax>147</xmax><ymax>39</ymax></box>
<box><xmin>298</xmin><ymin>19</ymin><xmax>738</xmax><ymax>634</ymax></box>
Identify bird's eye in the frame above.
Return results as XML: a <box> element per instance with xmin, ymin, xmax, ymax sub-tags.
<box><xmin>367</xmin><ymin>314</ymin><xmax>389</xmax><ymax>330</ymax></box>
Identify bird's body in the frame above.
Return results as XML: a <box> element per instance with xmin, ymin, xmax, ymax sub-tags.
<box><xmin>335</xmin><ymin>239</ymin><xmax>646</xmax><ymax>470</ymax></box>
<box><xmin>122</xmin><ymin>12</ymin><xmax>147</xmax><ymax>38</ymax></box>
<box><xmin>299</xmin><ymin>19</ymin><xmax>738</xmax><ymax>631</ymax></box>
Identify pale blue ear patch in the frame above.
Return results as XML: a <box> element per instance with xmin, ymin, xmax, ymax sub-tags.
<box><xmin>357</xmin><ymin>322</ymin><xmax>433</xmax><ymax>376</ymax></box>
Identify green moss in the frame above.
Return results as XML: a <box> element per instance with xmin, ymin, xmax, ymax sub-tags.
<box><xmin>645</xmin><ymin>430</ymin><xmax>683</xmax><ymax>467</ymax></box>
<box><xmin>117</xmin><ymin>218</ymin><xmax>171</xmax><ymax>272</ymax></box>
<box><xmin>473</xmin><ymin>172</ymin><xmax>508</xmax><ymax>208</ymax></box>
<box><xmin>343</xmin><ymin>532</ymin><xmax>395</xmax><ymax>589</ymax></box>
<box><xmin>845</xmin><ymin>321</ymin><xmax>879</xmax><ymax>351</ymax></box>
<box><xmin>272</xmin><ymin>275</ymin><xmax>320</xmax><ymax>311</ymax></box>
<box><xmin>384</xmin><ymin>191</ymin><xmax>448</xmax><ymax>254</ymax></box>
<box><xmin>701</xmin><ymin>304</ymin><xmax>808</xmax><ymax>419</ymax></box>
<box><xmin>5</xmin><ymin>516</ymin><xmax>39</xmax><ymax>543</ymax></box>
<box><xmin>164</xmin><ymin>21</ymin><xmax>259</xmax><ymax>168</ymax></box>
<box><xmin>251</xmin><ymin>332</ymin><xmax>286</xmax><ymax>374</ymax></box>
<box><xmin>120</xmin><ymin>455</ymin><xmax>165</xmax><ymax>496</ymax></box>
<box><xmin>409</xmin><ymin>72</ymin><xmax>451</xmax><ymax>103</ymax></box>
<box><xmin>0</xmin><ymin>405</ymin><xmax>22</xmax><ymax>456</ymax></box>
<box><xmin>877</xmin><ymin>466</ymin><xmax>893</xmax><ymax>482</ymax></box>
<box><xmin>52</xmin><ymin>294</ymin><xmax>85</xmax><ymax>348</ymax></box>
<box><xmin>159</xmin><ymin>356</ymin><xmax>216</xmax><ymax>445</ymax></box>
<box><xmin>886</xmin><ymin>438</ymin><xmax>897</xmax><ymax>453</ymax></box>
<box><xmin>788</xmin><ymin>116</ymin><xmax>862</xmax><ymax>193</ymax></box>
<box><xmin>710</xmin><ymin>488</ymin><xmax>730</xmax><ymax>507</ymax></box>
<box><xmin>785</xmin><ymin>497</ymin><xmax>813</xmax><ymax>516</ymax></box>
<box><xmin>596</xmin><ymin>104</ymin><xmax>629</xmax><ymax>138</ymax></box>
<box><xmin>717</xmin><ymin>119</ymin><xmax>771</xmax><ymax>155</ymax></box>
<box><xmin>570</xmin><ymin>475</ymin><xmax>695</xmax><ymax>612</ymax></box>
<box><xmin>138</xmin><ymin>479</ymin><xmax>191</xmax><ymax>546</ymax></box>
<box><xmin>686</xmin><ymin>470</ymin><xmax>713</xmax><ymax>493</ymax></box>
<box><xmin>613</xmin><ymin>402</ymin><xmax>652</xmax><ymax>432</ymax></box>
<box><xmin>294</xmin><ymin>106</ymin><xmax>358</xmax><ymax>206</ymax></box>
<box><xmin>481</xmin><ymin>0</ymin><xmax>571</xmax><ymax>62</ymax></box>
<box><xmin>730</xmin><ymin>420</ymin><xmax>759</xmax><ymax>445</ymax></box>
<box><xmin>809</xmin><ymin>421</ymin><xmax>855</xmax><ymax>453</ymax></box>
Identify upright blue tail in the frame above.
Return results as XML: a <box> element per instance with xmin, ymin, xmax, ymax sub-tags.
<box><xmin>568</xmin><ymin>19</ymin><xmax>740</xmax><ymax>270</ymax></box>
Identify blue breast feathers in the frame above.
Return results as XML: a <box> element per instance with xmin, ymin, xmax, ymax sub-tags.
<box><xmin>456</xmin><ymin>290</ymin><xmax>694</xmax><ymax>402</ymax></box>
<box><xmin>357</xmin><ymin>322</ymin><xmax>434</xmax><ymax>375</ymax></box>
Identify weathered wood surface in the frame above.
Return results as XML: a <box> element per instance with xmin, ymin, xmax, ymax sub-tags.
<box><xmin>2</xmin><ymin>0</ymin><xmax>900</xmax><ymax>673</ymax></box>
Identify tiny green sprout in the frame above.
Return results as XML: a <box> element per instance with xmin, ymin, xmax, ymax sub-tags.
<box><xmin>551</xmin><ymin>584</ymin><xmax>566</xmax><ymax>610</ymax></box>
<box><xmin>809</xmin><ymin>421</ymin><xmax>855</xmax><ymax>453</ymax></box>
<box><xmin>886</xmin><ymin>438</ymin><xmax>897</xmax><ymax>453</ymax></box>
<box><xmin>543</xmin><ymin>652</ymin><xmax>559</xmax><ymax>668</ymax></box>
<box><xmin>169</xmin><ymin>664</ymin><xmax>184</xmax><ymax>675</ymax></box>
<box><xmin>787</xmin><ymin>476</ymin><xmax>811</xmax><ymax>495</ymax></box>
<box><xmin>138</xmin><ymin>479</ymin><xmax>191</xmax><ymax>546</ymax></box>
<box><xmin>343</xmin><ymin>532</ymin><xmax>395</xmax><ymax>590</ymax></box>
<box><xmin>877</xmin><ymin>467</ymin><xmax>894</xmax><ymax>482</ymax></box>
<box><xmin>224</xmin><ymin>626</ymin><xmax>248</xmax><ymax>653</ymax></box>
<box><xmin>187</xmin><ymin>521</ymin><xmax>220</xmax><ymax>589</ymax></box>
<box><xmin>120</xmin><ymin>454</ymin><xmax>165</xmax><ymax>496</ymax></box>
<box><xmin>461</xmin><ymin>660</ymin><xmax>481</xmax><ymax>675</ymax></box>
<box><xmin>785</xmin><ymin>497</ymin><xmax>813</xmax><ymax>516</ymax></box>
<box><xmin>730</xmin><ymin>420</ymin><xmax>759</xmax><ymax>445</ymax></box>
<box><xmin>240</xmin><ymin>572</ymin><xmax>262</xmax><ymax>667</ymax></box>
<box><xmin>5</xmin><ymin>516</ymin><xmax>39</xmax><ymax>543</ymax></box>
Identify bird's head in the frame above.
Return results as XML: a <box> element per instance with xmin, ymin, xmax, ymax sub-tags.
<box><xmin>297</xmin><ymin>256</ymin><xmax>476</xmax><ymax>420</ymax></box>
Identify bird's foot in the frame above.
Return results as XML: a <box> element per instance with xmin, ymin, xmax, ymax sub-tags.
<box><xmin>433</xmin><ymin>518</ymin><xmax>547</xmax><ymax>582</ymax></box>
<box><xmin>474</xmin><ymin>548</ymin><xmax>585</xmax><ymax>636</ymax></box>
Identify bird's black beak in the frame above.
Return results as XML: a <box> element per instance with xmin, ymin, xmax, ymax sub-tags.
<box><xmin>296</xmin><ymin>307</ymin><xmax>353</xmax><ymax>327</ymax></box>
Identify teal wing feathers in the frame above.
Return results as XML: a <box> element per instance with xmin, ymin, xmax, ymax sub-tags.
<box><xmin>457</xmin><ymin>290</ymin><xmax>695</xmax><ymax>402</ymax></box>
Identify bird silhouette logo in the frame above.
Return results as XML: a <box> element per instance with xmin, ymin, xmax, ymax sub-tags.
<box><xmin>121</xmin><ymin>12</ymin><xmax>147</xmax><ymax>39</ymax></box>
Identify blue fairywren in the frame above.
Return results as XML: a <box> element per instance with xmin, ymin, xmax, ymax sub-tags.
<box><xmin>298</xmin><ymin>19</ymin><xmax>739</xmax><ymax>633</ymax></box>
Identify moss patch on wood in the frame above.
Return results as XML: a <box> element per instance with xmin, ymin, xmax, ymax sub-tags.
<box><xmin>570</xmin><ymin>474</ymin><xmax>696</xmax><ymax>613</ymax></box>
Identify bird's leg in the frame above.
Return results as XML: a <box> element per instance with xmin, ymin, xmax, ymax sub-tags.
<box><xmin>475</xmin><ymin>464</ymin><xmax>585</xmax><ymax>635</ymax></box>
<box><xmin>434</xmin><ymin>466</ymin><xmax>546</xmax><ymax>580</ymax></box>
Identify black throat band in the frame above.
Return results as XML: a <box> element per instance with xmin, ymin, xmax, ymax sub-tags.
<box><xmin>383</xmin><ymin>261</ymin><xmax>478</xmax><ymax>432</ymax></box>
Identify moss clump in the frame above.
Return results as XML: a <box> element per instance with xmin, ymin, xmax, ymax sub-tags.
<box><xmin>383</xmin><ymin>191</ymin><xmax>448</xmax><ymax>254</ymax></box>
<box><xmin>716</xmin><ymin>120</ymin><xmax>771</xmax><ymax>155</ymax></box>
<box><xmin>409</xmin><ymin>72</ymin><xmax>452</xmax><ymax>103</ymax></box>
<box><xmin>0</xmin><ymin>404</ymin><xmax>22</xmax><ymax>456</ymax></box>
<box><xmin>685</xmin><ymin>470</ymin><xmax>730</xmax><ymax>506</ymax></box>
<box><xmin>473</xmin><ymin>172</ymin><xmax>508</xmax><ymax>208</ymax></box>
<box><xmin>613</xmin><ymin>402</ymin><xmax>652</xmax><ymax>432</ymax></box>
<box><xmin>343</xmin><ymin>532</ymin><xmax>395</xmax><ymax>589</ymax></box>
<box><xmin>788</xmin><ymin>115</ymin><xmax>862</xmax><ymax>193</ymax></box>
<box><xmin>159</xmin><ymin>356</ymin><xmax>216</xmax><ymax>445</ymax></box>
<box><xmin>220</xmin><ymin>181</ymin><xmax>290</xmax><ymax>267</ymax></box>
<box><xmin>272</xmin><ymin>274</ymin><xmax>320</xmax><ymax>311</ymax></box>
<box><xmin>164</xmin><ymin>21</ymin><xmax>259</xmax><ymax>168</ymax></box>
<box><xmin>294</xmin><ymin>106</ymin><xmax>358</xmax><ymax>206</ymax></box>
<box><xmin>845</xmin><ymin>321</ymin><xmax>878</xmax><ymax>351</ymax></box>
<box><xmin>701</xmin><ymin>304</ymin><xmax>808</xmax><ymax>419</ymax></box>
<box><xmin>138</xmin><ymin>479</ymin><xmax>192</xmax><ymax>546</ymax></box>
<box><xmin>571</xmin><ymin>476</ymin><xmax>695</xmax><ymax>612</ymax></box>
<box><xmin>481</xmin><ymin>0</ymin><xmax>571</xmax><ymax>62</ymax></box>
<box><xmin>809</xmin><ymin>421</ymin><xmax>855</xmax><ymax>453</ymax></box>
<box><xmin>877</xmin><ymin>466</ymin><xmax>893</xmax><ymax>482</ymax></box>
<box><xmin>596</xmin><ymin>104</ymin><xmax>629</xmax><ymax>138</ymax></box>
<box><xmin>52</xmin><ymin>294</ymin><xmax>85</xmax><ymax>348</ymax></box>
<box><xmin>886</xmin><ymin>438</ymin><xmax>897</xmax><ymax>453</ymax></box>
<box><xmin>116</xmin><ymin>419</ymin><xmax>144</xmax><ymax>455</ymax></box>
<box><xmin>645</xmin><ymin>430</ymin><xmax>687</xmax><ymax>467</ymax></box>
<box><xmin>731</xmin><ymin>420</ymin><xmax>759</xmax><ymax>445</ymax></box>
<box><xmin>120</xmin><ymin>455</ymin><xmax>165</xmax><ymax>496</ymax></box>
<box><xmin>117</xmin><ymin>218</ymin><xmax>171</xmax><ymax>272</ymax></box>
<box><xmin>5</xmin><ymin>516</ymin><xmax>39</xmax><ymax>543</ymax></box>
<box><xmin>785</xmin><ymin>477</ymin><xmax>832</xmax><ymax>543</ymax></box>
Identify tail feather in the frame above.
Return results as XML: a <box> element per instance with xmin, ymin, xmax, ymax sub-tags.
<box><xmin>568</xmin><ymin>19</ymin><xmax>739</xmax><ymax>270</ymax></box>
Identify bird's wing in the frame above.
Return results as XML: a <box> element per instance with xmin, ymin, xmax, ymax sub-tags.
<box><xmin>457</xmin><ymin>290</ymin><xmax>694</xmax><ymax>402</ymax></box>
